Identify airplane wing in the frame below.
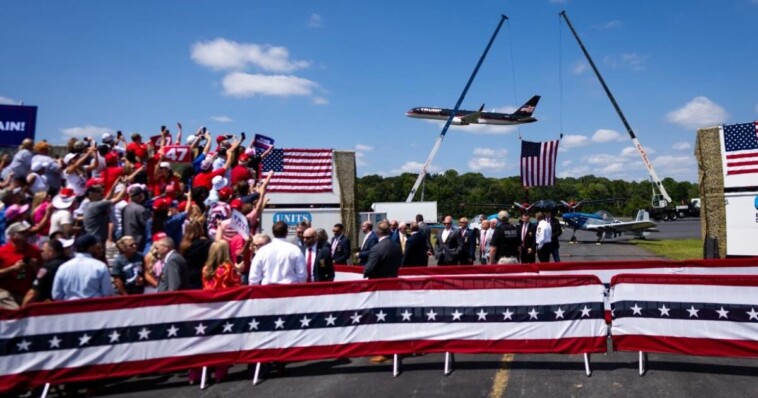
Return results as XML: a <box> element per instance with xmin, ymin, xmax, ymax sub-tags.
<box><xmin>460</xmin><ymin>104</ymin><xmax>484</xmax><ymax>124</ymax></box>
<box><xmin>584</xmin><ymin>220</ymin><xmax>658</xmax><ymax>233</ymax></box>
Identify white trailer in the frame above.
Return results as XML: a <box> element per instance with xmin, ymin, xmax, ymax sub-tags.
<box><xmin>371</xmin><ymin>201</ymin><xmax>438</xmax><ymax>224</ymax></box>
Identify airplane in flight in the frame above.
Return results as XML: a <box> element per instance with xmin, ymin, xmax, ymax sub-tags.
<box><xmin>406</xmin><ymin>95</ymin><xmax>541</xmax><ymax>126</ymax></box>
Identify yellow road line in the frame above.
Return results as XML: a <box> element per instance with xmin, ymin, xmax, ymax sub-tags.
<box><xmin>488</xmin><ymin>354</ymin><xmax>514</xmax><ymax>398</ymax></box>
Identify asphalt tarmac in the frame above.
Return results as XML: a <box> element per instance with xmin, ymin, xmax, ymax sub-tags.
<box><xmin>50</xmin><ymin>216</ymin><xmax>758</xmax><ymax>398</ymax></box>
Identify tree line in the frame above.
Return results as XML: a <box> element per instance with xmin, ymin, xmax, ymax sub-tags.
<box><xmin>356</xmin><ymin>171</ymin><xmax>699</xmax><ymax>220</ymax></box>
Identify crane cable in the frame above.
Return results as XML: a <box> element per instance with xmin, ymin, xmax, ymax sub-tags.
<box><xmin>558</xmin><ymin>15</ymin><xmax>565</xmax><ymax>140</ymax></box>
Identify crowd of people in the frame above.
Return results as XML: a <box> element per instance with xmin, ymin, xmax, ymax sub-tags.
<box><xmin>0</xmin><ymin>127</ymin><xmax>564</xmax><ymax>385</ymax></box>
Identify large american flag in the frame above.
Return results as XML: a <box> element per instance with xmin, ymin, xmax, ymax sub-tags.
<box><xmin>261</xmin><ymin>148</ymin><xmax>333</xmax><ymax>193</ymax></box>
<box><xmin>521</xmin><ymin>140</ymin><xmax>559</xmax><ymax>187</ymax></box>
<box><xmin>0</xmin><ymin>276</ymin><xmax>607</xmax><ymax>392</ymax></box>
<box><xmin>723</xmin><ymin>121</ymin><xmax>758</xmax><ymax>176</ymax></box>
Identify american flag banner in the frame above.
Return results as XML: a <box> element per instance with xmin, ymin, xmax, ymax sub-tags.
<box><xmin>0</xmin><ymin>276</ymin><xmax>607</xmax><ymax>393</ymax></box>
<box><xmin>261</xmin><ymin>148</ymin><xmax>333</xmax><ymax>193</ymax></box>
<box><xmin>610</xmin><ymin>274</ymin><xmax>758</xmax><ymax>357</ymax></box>
<box><xmin>722</xmin><ymin>121</ymin><xmax>758</xmax><ymax>176</ymax></box>
<box><xmin>520</xmin><ymin>139</ymin><xmax>559</xmax><ymax>187</ymax></box>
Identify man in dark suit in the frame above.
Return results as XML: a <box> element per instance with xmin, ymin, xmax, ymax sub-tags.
<box><xmin>303</xmin><ymin>228</ymin><xmax>334</xmax><ymax>282</ymax></box>
<box><xmin>416</xmin><ymin>214</ymin><xmax>433</xmax><ymax>254</ymax></box>
<box><xmin>363</xmin><ymin>219</ymin><xmax>402</xmax><ymax>279</ymax></box>
<box><xmin>435</xmin><ymin>215</ymin><xmax>463</xmax><ymax>266</ymax></box>
<box><xmin>518</xmin><ymin>213</ymin><xmax>537</xmax><ymax>264</ymax></box>
<box><xmin>357</xmin><ymin>221</ymin><xmax>378</xmax><ymax>266</ymax></box>
<box><xmin>364</xmin><ymin>220</ymin><xmax>402</xmax><ymax>364</ymax></box>
<box><xmin>401</xmin><ymin>222</ymin><xmax>428</xmax><ymax>267</ymax></box>
<box><xmin>330</xmin><ymin>223</ymin><xmax>351</xmax><ymax>264</ymax></box>
<box><xmin>456</xmin><ymin>217</ymin><xmax>476</xmax><ymax>265</ymax></box>
<box><xmin>154</xmin><ymin>237</ymin><xmax>189</xmax><ymax>292</ymax></box>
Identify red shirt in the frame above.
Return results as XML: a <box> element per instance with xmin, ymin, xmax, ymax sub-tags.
<box><xmin>231</xmin><ymin>165</ymin><xmax>252</xmax><ymax>186</ymax></box>
<box><xmin>193</xmin><ymin>167</ymin><xmax>226</xmax><ymax>190</ymax></box>
<box><xmin>103</xmin><ymin>166</ymin><xmax>124</xmax><ymax>194</ymax></box>
<box><xmin>153</xmin><ymin>174</ymin><xmax>181</xmax><ymax>197</ymax></box>
<box><xmin>126</xmin><ymin>142</ymin><xmax>148</xmax><ymax>159</ymax></box>
<box><xmin>0</xmin><ymin>242</ymin><xmax>43</xmax><ymax>296</ymax></box>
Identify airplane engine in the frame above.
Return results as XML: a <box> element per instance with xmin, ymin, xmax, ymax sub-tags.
<box><xmin>451</xmin><ymin>117</ymin><xmax>467</xmax><ymax>125</ymax></box>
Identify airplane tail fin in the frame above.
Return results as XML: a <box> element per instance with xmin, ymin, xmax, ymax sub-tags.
<box><xmin>635</xmin><ymin>209</ymin><xmax>650</xmax><ymax>221</ymax></box>
<box><xmin>512</xmin><ymin>95</ymin><xmax>541</xmax><ymax>118</ymax></box>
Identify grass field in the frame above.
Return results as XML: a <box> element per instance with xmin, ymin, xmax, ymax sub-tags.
<box><xmin>632</xmin><ymin>238</ymin><xmax>702</xmax><ymax>261</ymax></box>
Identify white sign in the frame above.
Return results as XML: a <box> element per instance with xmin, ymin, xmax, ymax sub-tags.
<box><xmin>230</xmin><ymin>209</ymin><xmax>250</xmax><ymax>239</ymax></box>
<box><xmin>724</xmin><ymin>192</ymin><xmax>758</xmax><ymax>256</ymax></box>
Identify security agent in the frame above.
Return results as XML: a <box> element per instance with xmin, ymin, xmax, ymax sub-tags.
<box><xmin>488</xmin><ymin>210</ymin><xmax>521</xmax><ymax>264</ymax></box>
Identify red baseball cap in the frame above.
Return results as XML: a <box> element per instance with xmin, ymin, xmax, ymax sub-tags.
<box><xmin>230</xmin><ymin>198</ymin><xmax>243</xmax><ymax>211</ymax></box>
<box><xmin>152</xmin><ymin>232</ymin><xmax>167</xmax><ymax>242</ymax></box>
<box><xmin>216</xmin><ymin>135</ymin><xmax>229</xmax><ymax>144</ymax></box>
<box><xmin>152</xmin><ymin>197</ymin><xmax>170</xmax><ymax>211</ymax></box>
<box><xmin>105</xmin><ymin>152</ymin><xmax>119</xmax><ymax>166</ymax></box>
<box><xmin>177</xmin><ymin>200</ymin><xmax>197</xmax><ymax>210</ymax></box>
<box><xmin>85</xmin><ymin>177</ymin><xmax>104</xmax><ymax>189</ymax></box>
<box><xmin>218</xmin><ymin>187</ymin><xmax>233</xmax><ymax>200</ymax></box>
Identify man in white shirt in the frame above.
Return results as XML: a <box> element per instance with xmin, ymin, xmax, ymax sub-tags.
<box><xmin>52</xmin><ymin>234</ymin><xmax>114</xmax><ymax>300</ymax></box>
<box><xmin>535</xmin><ymin>212</ymin><xmax>552</xmax><ymax>263</ymax></box>
<box><xmin>249</xmin><ymin>221</ymin><xmax>306</xmax><ymax>285</ymax></box>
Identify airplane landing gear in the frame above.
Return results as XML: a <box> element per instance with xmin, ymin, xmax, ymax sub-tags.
<box><xmin>595</xmin><ymin>232</ymin><xmax>604</xmax><ymax>245</ymax></box>
<box><xmin>570</xmin><ymin>231</ymin><xmax>578</xmax><ymax>244</ymax></box>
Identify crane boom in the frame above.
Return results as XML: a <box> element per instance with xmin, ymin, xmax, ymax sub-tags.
<box><xmin>559</xmin><ymin>11</ymin><xmax>672</xmax><ymax>204</ymax></box>
<box><xmin>406</xmin><ymin>14</ymin><xmax>508</xmax><ymax>202</ymax></box>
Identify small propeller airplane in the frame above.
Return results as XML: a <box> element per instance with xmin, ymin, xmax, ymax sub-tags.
<box><xmin>562</xmin><ymin>208</ymin><xmax>658</xmax><ymax>244</ymax></box>
<box><xmin>406</xmin><ymin>95</ymin><xmax>540</xmax><ymax>126</ymax></box>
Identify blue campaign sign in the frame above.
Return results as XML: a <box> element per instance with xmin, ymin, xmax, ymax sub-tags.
<box><xmin>0</xmin><ymin>105</ymin><xmax>37</xmax><ymax>147</ymax></box>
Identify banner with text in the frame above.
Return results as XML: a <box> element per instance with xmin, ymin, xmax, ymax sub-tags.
<box><xmin>0</xmin><ymin>105</ymin><xmax>37</xmax><ymax>147</ymax></box>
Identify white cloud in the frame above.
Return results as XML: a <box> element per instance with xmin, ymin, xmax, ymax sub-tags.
<box><xmin>604</xmin><ymin>52</ymin><xmax>649</xmax><ymax>71</ymax></box>
<box><xmin>558</xmin><ymin>165</ymin><xmax>591</xmax><ymax>178</ymax></box>
<box><xmin>355</xmin><ymin>151</ymin><xmax>367</xmax><ymax>167</ymax></box>
<box><xmin>472</xmin><ymin>147</ymin><xmax>507</xmax><ymax>157</ymax></box>
<box><xmin>591</xmin><ymin>128</ymin><xmax>624</xmax><ymax>143</ymax></box>
<box><xmin>221</xmin><ymin>72</ymin><xmax>318</xmax><ymax>97</ymax></box>
<box><xmin>210</xmin><ymin>115</ymin><xmax>233</xmax><ymax>123</ymax></box>
<box><xmin>191</xmin><ymin>38</ymin><xmax>310</xmax><ymax>73</ymax></box>
<box><xmin>447</xmin><ymin>123</ymin><xmax>516</xmax><ymax>135</ymax></box>
<box><xmin>468</xmin><ymin>147</ymin><xmax>508</xmax><ymax>172</ymax></box>
<box><xmin>651</xmin><ymin>155</ymin><xmax>697</xmax><ymax>181</ymax></box>
<box><xmin>666</xmin><ymin>96</ymin><xmax>728</xmax><ymax>130</ymax></box>
<box><xmin>603</xmin><ymin>20</ymin><xmax>623</xmax><ymax>29</ymax></box>
<box><xmin>619</xmin><ymin>146</ymin><xmax>655</xmax><ymax>158</ymax></box>
<box><xmin>60</xmin><ymin>125</ymin><xmax>112</xmax><ymax>140</ymax></box>
<box><xmin>571</xmin><ymin>61</ymin><xmax>588</xmax><ymax>75</ymax></box>
<box><xmin>355</xmin><ymin>144</ymin><xmax>374</xmax><ymax>152</ymax></box>
<box><xmin>585</xmin><ymin>154</ymin><xmax>617</xmax><ymax>165</ymax></box>
<box><xmin>307</xmin><ymin>13</ymin><xmax>323</xmax><ymax>28</ymax></box>
<box><xmin>672</xmin><ymin>142</ymin><xmax>692</xmax><ymax>151</ymax></box>
<box><xmin>599</xmin><ymin>163</ymin><xmax>625</xmax><ymax>174</ymax></box>
<box><xmin>0</xmin><ymin>95</ymin><xmax>20</xmax><ymax>105</ymax></box>
<box><xmin>391</xmin><ymin>161</ymin><xmax>441</xmax><ymax>175</ymax></box>
<box><xmin>312</xmin><ymin>96</ymin><xmax>329</xmax><ymax>105</ymax></box>
<box><xmin>562</xmin><ymin>160</ymin><xmax>573</xmax><ymax>167</ymax></box>
<box><xmin>561</xmin><ymin>134</ymin><xmax>589</xmax><ymax>149</ymax></box>
<box><xmin>468</xmin><ymin>157</ymin><xmax>506</xmax><ymax>171</ymax></box>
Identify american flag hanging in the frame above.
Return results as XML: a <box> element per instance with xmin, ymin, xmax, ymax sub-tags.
<box><xmin>722</xmin><ymin>121</ymin><xmax>758</xmax><ymax>176</ymax></box>
<box><xmin>261</xmin><ymin>148</ymin><xmax>333</xmax><ymax>193</ymax></box>
<box><xmin>520</xmin><ymin>139</ymin><xmax>559</xmax><ymax>187</ymax></box>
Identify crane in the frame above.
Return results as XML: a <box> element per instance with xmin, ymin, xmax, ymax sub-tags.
<box><xmin>406</xmin><ymin>14</ymin><xmax>508</xmax><ymax>202</ymax></box>
<box><xmin>559</xmin><ymin>11</ymin><xmax>673</xmax><ymax>211</ymax></box>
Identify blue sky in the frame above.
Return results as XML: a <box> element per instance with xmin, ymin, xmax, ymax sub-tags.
<box><xmin>2</xmin><ymin>0</ymin><xmax>758</xmax><ymax>183</ymax></box>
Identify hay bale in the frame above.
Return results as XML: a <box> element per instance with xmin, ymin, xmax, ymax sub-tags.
<box><xmin>334</xmin><ymin>151</ymin><xmax>358</xmax><ymax>248</ymax></box>
<box><xmin>695</xmin><ymin>126</ymin><xmax>726</xmax><ymax>258</ymax></box>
